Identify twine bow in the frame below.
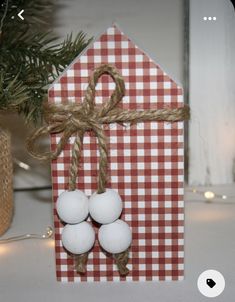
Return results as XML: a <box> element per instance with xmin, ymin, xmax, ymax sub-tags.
<box><xmin>27</xmin><ymin>64</ymin><xmax>190</xmax><ymax>275</ymax></box>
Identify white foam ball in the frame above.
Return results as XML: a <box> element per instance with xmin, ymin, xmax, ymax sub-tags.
<box><xmin>56</xmin><ymin>190</ymin><xmax>88</xmax><ymax>224</ymax></box>
<box><xmin>61</xmin><ymin>222</ymin><xmax>95</xmax><ymax>254</ymax></box>
<box><xmin>98</xmin><ymin>220</ymin><xmax>132</xmax><ymax>254</ymax></box>
<box><xmin>89</xmin><ymin>189</ymin><xmax>123</xmax><ymax>224</ymax></box>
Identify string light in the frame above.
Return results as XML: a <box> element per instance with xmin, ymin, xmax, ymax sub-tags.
<box><xmin>0</xmin><ymin>226</ymin><xmax>53</xmax><ymax>244</ymax></box>
<box><xmin>13</xmin><ymin>157</ymin><xmax>31</xmax><ymax>171</ymax></box>
<box><xmin>204</xmin><ymin>191</ymin><xmax>215</xmax><ymax>200</ymax></box>
<box><xmin>186</xmin><ymin>187</ymin><xmax>235</xmax><ymax>203</ymax></box>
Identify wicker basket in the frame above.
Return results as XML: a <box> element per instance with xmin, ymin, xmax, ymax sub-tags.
<box><xmin>0</xmin><ymin>128</ymin><xmax>13</xmax><ymax>236</ymax></box>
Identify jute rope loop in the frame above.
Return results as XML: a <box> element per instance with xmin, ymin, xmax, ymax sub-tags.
<box><xmin>27</xmin><ymin>64</ymin><xmax>190</xmax><ymax>194</ymax></box>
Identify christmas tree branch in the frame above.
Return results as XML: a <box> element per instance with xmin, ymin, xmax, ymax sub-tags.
<box><xmin>0</xmin><ymin>0</ymin><xmax>92</xmax><ymax>123</ymax></box>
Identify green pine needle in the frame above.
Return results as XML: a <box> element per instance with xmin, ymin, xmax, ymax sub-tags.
<box><xmin>0</xmin><ymin>0</ymin><xmax>92</xmax><ymax>123</ymax></box>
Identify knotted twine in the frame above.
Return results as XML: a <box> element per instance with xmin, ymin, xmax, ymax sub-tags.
<box><xmin>27</xmin><ymin>64</ymin><xmax>190</xmax><ymax>275</ymax></box>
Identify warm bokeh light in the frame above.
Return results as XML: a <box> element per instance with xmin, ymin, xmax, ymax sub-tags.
<box><xmin>0</xmin><ymin>245</ymin><xmax>9</xmax><ymax>255</ymax></box>
<box><xmin>46</xmin><ymin>239</ymin><xmax>55</xmax><ymax>248</ymax></box>
<box><xmin>204</xmin><ymin>191</ymin><xmax>215</xmax><ymax>200</ymax></box>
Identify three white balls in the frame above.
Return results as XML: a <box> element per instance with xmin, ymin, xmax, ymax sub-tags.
<box><xmin>61</xmin><ymin>222</ymin><xmax>95</xmax><ymax>254</ymax></box>
<box><xmin>98</xmin><ymin>219</ymin><xmax>132</xmax><ymax>254</ymax></box>
<box><xmin>56</xmin><ymin>190</ymin><xmax>89</xmax><ymax>224</ymax></box>
<box><xmin>89</xmin><ymin>189</ymin><xmax>123</xmax><ymax>224</ymax></box>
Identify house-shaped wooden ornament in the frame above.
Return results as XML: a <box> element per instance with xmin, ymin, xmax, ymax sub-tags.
<box><xmin>49</xmin><ymin>24</ymin><xmax>184</xmax><ymax>282</ymax></box>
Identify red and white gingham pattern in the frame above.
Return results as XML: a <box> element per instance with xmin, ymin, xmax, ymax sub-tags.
<box><xmin>48</xmin><ymin>25</ymin><xmax>184</xmax><ymax>282</ymax></box>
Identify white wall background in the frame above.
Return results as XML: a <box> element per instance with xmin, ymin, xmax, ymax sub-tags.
<box><xmin>189</xmin><ymin>0</ymin><xmax>235</xmax><ymax>185</ymax></box>
<box><xmin>55</xmin><ymin>0</ymin><xmax>184</xmax><ymax>84</ymax></box>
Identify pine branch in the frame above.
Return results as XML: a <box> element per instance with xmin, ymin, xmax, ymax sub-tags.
<box><xmin>0</xmin><ymin>73</ymin><xmax>29</xmax><ymax>110</ymax></box>
<box><xmin>0</xmin><ymin>0</ymin><xmax>92</xmax><ymax>123</ymax></box>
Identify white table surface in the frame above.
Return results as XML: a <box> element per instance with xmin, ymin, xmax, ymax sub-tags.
<box><xmin>0</xmin><ymin>187</ymin><xmax>235</xmax><ymax>302</ymax></box>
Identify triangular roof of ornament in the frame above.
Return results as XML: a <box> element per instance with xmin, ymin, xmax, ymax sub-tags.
<box><xmin>48</xmin><ymin>23</ymin><xmax>183</xmax><ymax>106</ymax></box>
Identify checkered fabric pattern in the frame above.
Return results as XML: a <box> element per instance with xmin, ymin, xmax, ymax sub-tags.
<box><xmin>48</xmin><ymin>24</ymin><xmax>184</xmax><ymax>282</ymax></box>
